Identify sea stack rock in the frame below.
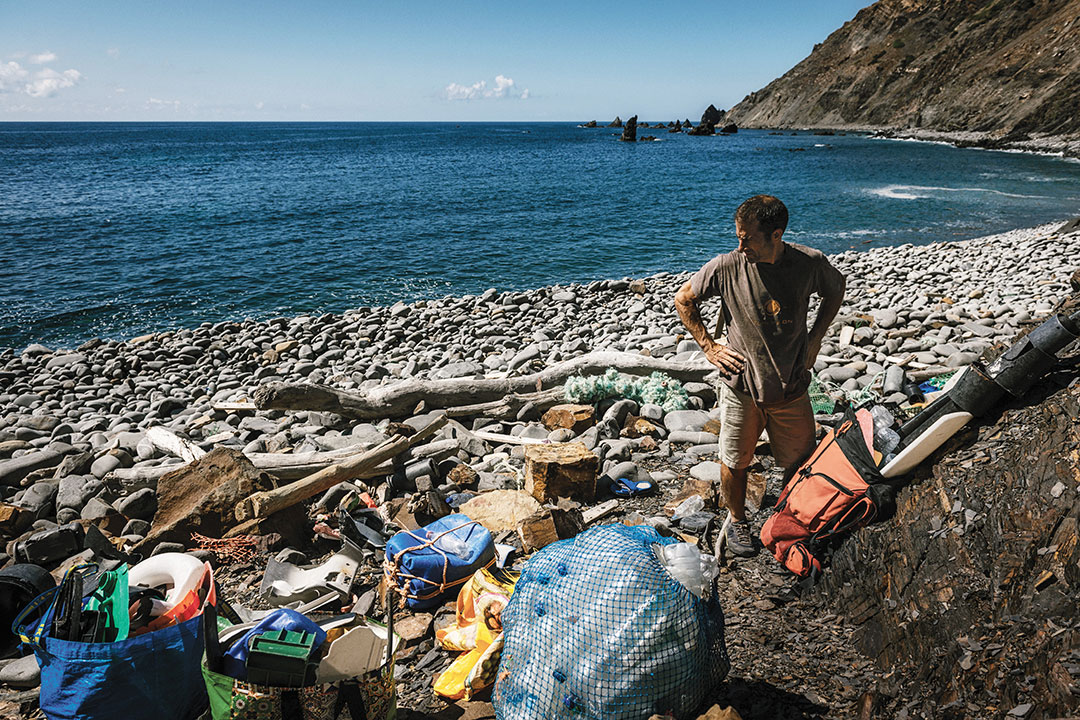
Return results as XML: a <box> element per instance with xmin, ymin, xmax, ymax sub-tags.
<box><xmin>620</xmin><ymin>116</ymin><xmax>638</xmax><ymax>142</ymax></box>
<box><xmin>688</xmin><ymin>104</ymin><xmax>725</xmax><ymax>136</ymax></box>
<box><xmin>607</xmin><ymin>116</ymin><xmax>623</xmax><ymax>128</ymax></box>
<box><xmin>669</xmin><ymin>120</ymin><xmax>683</xmax><ymax>133</ymax></box>
<box><xmin>582</xmin><ymin>120</ymin><xmax>598</xmax><ymax>128</ymax></box>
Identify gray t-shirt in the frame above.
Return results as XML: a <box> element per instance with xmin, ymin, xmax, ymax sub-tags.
<box><xmin>690</xmin><ymin>242</ymin><xmax>845</xmax><ymax>405</ymax></box>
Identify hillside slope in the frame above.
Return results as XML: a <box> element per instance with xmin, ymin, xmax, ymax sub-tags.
<box><xmin>727</xmin><ymin>0</ymin><xmax>1080</xmax><ymax>143</ymax></box>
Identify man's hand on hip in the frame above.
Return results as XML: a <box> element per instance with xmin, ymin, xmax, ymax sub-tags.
<box><xmin>704</xmin><ymin>342</ymin><xmax>746</xmax><ymax>375</ymax></box>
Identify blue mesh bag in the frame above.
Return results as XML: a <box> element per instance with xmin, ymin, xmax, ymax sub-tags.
<box><xmin>494</xmin><ymin>524</ymin><xmax>729</xmax><ymax>720</ymax></box>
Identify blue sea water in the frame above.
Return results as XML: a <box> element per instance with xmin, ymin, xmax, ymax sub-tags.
<box><xmin>1</xmin><ymin>122</ymin><xmax>1079</xmax><ymax>351</ymax></box>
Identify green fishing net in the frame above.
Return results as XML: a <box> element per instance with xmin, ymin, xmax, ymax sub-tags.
<box><xmin>808</xmin><ymin>374</ymin><xmax>836</xmax><ymax>414</ymax></box>
<box><xmin>924</xmin><ymin>371</ymin><xmax>957</xmax><ymax>389</ymax></box>
<box><xmin>563</xmin><ymin>369</ymin><xmax>689</xmax><ymax>412</ymax></box>
<box><xmin>809</xmin><ymin>369</ymin><xmax>888</xmax><ymax>413</ymax></box>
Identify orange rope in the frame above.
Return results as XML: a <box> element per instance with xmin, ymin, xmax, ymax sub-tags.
<box><xmin>383</xmin><ymin>521</ymin><xmax>494</xmax><ymax>607</ymax></box>
<box><xmin>191</xmin><ymin>532</ymin><xmax>258</xmax><ymax>564</ymax></box>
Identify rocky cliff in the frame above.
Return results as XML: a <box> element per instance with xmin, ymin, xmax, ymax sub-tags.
<box><xmin>727</xmin><ymin>0</ymin><xmax>1080</xmax><ymax>143</ymax></box>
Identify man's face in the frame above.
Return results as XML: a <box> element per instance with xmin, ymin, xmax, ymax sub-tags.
<box><xmin>735</xmin><ymin>217</ymin><xmax>777</xmax><ymax>263</ymax></box>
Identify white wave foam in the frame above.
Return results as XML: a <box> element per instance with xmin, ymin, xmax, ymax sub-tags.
<box><xmin>869</xmin><ymin>136</ymin><xmax>956</xmax><ymax>149</ymax></box>
<box><xmin>867</xmin><ymin>184</ymin><xmax>1050</xmax><ymax>200</ymax></box>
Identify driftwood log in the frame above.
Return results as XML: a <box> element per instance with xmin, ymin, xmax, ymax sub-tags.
<box><xmin>108</xmin><ymin>446</ymin><xmax>393</xmax><ymax>487</ymax></box>
<box><xmin>253</xmin><ymin>351</ymin><xmax>716</xmax><ymax>420</ymax></box>
<box><xmin>146</xmin><ymin>426</ymin><xmax>206</xmax><ymax>463</ymax></box>
<box><xmin>234</xmin><ymin>414</ymin><xmax>448</xmax><ymax>521</ymax></box>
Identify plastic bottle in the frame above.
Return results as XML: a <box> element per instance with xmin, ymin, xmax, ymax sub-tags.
<box><xmin>656</xmin><ymin>543</ymin><xmax>719</xmax><ymax>598</ymax></box>
<box><xmin>670</xmin><ymin>495</ymin><xmax>705</xmax><ymax>520</ymax></box>
<box><xmin>428</xmin><ymin>531</ymin><xmax>469</xmax><ymax>559</ymax></box>
<box><xmin>870</xmin><ymin>405</ymin><xmax>901</xmax><ymax>456</ymax></box>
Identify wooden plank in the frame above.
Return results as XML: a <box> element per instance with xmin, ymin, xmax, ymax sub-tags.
<box><xmin>582</xmin><ymin>499</ymin><xmax>620</xmax><ymax>525</ymax></box>
<box><xmin>213</xmin><ymin>401</ymin><xmax>257</xmax><ymax>412</ymax></box>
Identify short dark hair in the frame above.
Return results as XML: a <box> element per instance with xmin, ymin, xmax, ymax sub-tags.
<box><xmin>735</xmin><ymin>195</ymin><xmax>788</xmax><ymax>239</ymax></box>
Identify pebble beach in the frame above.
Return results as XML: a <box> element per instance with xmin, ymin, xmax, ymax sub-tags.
<box><xmin>1</xmin><ymin>219</ymin><xmax>1078</xmax><ymax>544</ymax></box>
<box><xmin>1</xmin><ymin>218</ymin><xmax>1079</xmax><ymax>717</ymax></box>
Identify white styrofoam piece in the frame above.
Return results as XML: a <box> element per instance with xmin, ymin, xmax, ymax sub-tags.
<box><xmin>880</xmin><ymin>411</ymin><xmax>973</xmax><ymax>478</ymax></box>
<box><xmin>317</xmin><ymin>622</ymin><xmax>401</xmax><ymax>683</ymax></box>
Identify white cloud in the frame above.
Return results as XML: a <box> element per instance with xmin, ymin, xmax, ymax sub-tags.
<box><xmin>300</xmin><ymin>103</ymin><xmax>310</xmax><ymax>110</ymax></box>
<box><xmin>25</xmin><ymin>68</ymin><xmax>81</xmax><ymax>97</ymax></box>
<box><xmin>445</xmin><ymin>80</ymin><xmax>487</xmax><ymax>101</ymax></box>
<box><xmin>29</xmin><ymin>51</ymin><xmax>57</xmax><ymax>64</ymax></box>
<box><xmin>107</xmin><ymin>48</ymin><xmax>120</xmax><ymax>58</ymax></box>
<box><xmin>114</xmin><ymin>87</ymin><xmax>126</xmax><ymax>94</ymax></box>
<box><xmin>491</xmin><ymin>74</ymin><xmax>514</xmax><ymax>98</ymax></box>
<box><xmin>254</xmin><ymin>101</ymin><xmax>264</xmax><ymax>110</ymax></box>
<box><xmin>0</xmin><ymin>61</ymin><xmax>82</xmax><ymax>98</ymax></box>
<box><xmin>0</xmin><ymin>62</ymin><xmax>29</xmax><ymax>93</ymax></box>
<box><xmin>444</xmin><ymin>74</ymin><xmax>529</xmax><ymax>101</ymax></box>
<box><xmin>147</xmin><ymin>97</ymin><xmax>181</xmax><ymax>110</ymax></box>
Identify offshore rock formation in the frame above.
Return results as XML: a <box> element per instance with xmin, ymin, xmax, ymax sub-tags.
<box><xmin>727</xmin><ymin>0</ymin><xmax>1080</xmax><ymax>143</ymax></box>
<box><xmin>620</xmin><ymin>116</ymin><xmax>638</xmax><ymax>142</ymax></box>
<box><xmin>688</xmin><ymin>104</ymin><xmax>725</xmax><ymax>136</ymax></box>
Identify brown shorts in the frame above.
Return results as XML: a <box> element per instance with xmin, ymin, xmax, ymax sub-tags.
<box><xmin>718</xmin><ymin>383</ymin><xmax>816</xmax><ymax>470</ymax></box>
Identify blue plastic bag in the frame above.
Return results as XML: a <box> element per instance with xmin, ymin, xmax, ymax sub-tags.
<box><xmin>385</xmin><ymin>514</ymin><xmax>495</xmax><ymax>610</ymax></box>
<box><xmin>222</xmin><ymin>607</ymin><xmax>326</xmax><ymax>681</ymax></box>
<box><xmin>14</xmin><ymin>568</ymin><xmax>211</xmax><ymax>720</ymax></box>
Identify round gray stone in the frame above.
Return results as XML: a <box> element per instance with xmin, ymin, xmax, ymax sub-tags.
<box><xmin>117</xmin><ymin>488</ymin><xmax>157</xmax><ymax>520</ymax></box>
<box><xmin>662</xmin><ymin>410</ymin><xmax>710</xmax><ymax>433</ymax></box>
<box><xmin>0</xmin><ymin>654</ymin><xmax>40</xmax><ymax>689</ymax></box>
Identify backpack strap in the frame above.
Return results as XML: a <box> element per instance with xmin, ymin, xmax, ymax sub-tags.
<box><xmin>810</xmin><ymin>497</ymin><xmax>877</xmax><ymax>541</ymax></box>
<box><xmin>836</xmin><ymin>407</ymin><xmax>888</xmax><ymax>484</ymax></box>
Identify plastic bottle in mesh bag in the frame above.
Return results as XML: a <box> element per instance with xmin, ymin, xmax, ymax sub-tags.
<box><xmin>494</xmin><ymin>524</ymin><xmax>729</xmax><ymax>720</ymax></box>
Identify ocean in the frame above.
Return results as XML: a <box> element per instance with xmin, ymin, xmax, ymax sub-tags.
<box><xmin>1</xmin><ymin>122</ymin><xmax>1079</xmax><ymax>351</ymax></box>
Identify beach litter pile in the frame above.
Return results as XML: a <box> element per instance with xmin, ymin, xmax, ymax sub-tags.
<box><xmin>0</xmin><ymin>220</ymin><xmax>1079</xmax><ymax>719</ymax></box>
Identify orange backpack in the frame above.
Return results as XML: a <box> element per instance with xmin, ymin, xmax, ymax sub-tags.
<box><xmin>760</xmin><ymin>408</ymin><xmax>887</xmax><ymax>579</ymax></box>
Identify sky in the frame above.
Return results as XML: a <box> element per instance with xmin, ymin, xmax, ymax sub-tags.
<box><xmin>0</xmin><ymin>1</ymin><xmax>872</xmax><ymax>122</ymax></box>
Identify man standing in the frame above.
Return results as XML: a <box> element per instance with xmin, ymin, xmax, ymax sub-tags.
<box><xmin>675</xmin><ymin>195</ymin><xmax>846</xmax><ymax>557</ymax></box>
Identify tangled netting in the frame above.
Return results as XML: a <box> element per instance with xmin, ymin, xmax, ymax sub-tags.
<box><xmin>563</xmin><ymin>369</ymin><xmax>689</xmax><ymax>412</ymax></box>
<box><xmin>494</xmin><ymin>525</ymin><xmax>729</xmax><ymax>720</ymax></box>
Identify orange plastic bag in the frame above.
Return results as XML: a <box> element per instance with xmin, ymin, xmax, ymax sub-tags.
<box><xmin>433</xmin><ymin>567</ymin><xmax>517</xmax><ymax>700</ymax></box>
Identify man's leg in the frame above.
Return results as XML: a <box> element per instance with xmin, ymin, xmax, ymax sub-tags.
<box><xmin>762</xmin><ymin>391</ymin><xmax>817</xmax><ymax>474</ymax></box>
<box><xmin>720</xmin><ymin>463</ymin><xmax>749</xmax><ymax>522</ymax></box>
<box><xmin>718</xmin><ymin>384</ymin><xmax>764</xmax><ymax>557</ymax></box>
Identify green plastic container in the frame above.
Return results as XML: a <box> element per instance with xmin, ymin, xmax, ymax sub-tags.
<box><xmin>245</xmin><ymin>629</ymin><xmax>319</xmax><ymax>687</ymax></box>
